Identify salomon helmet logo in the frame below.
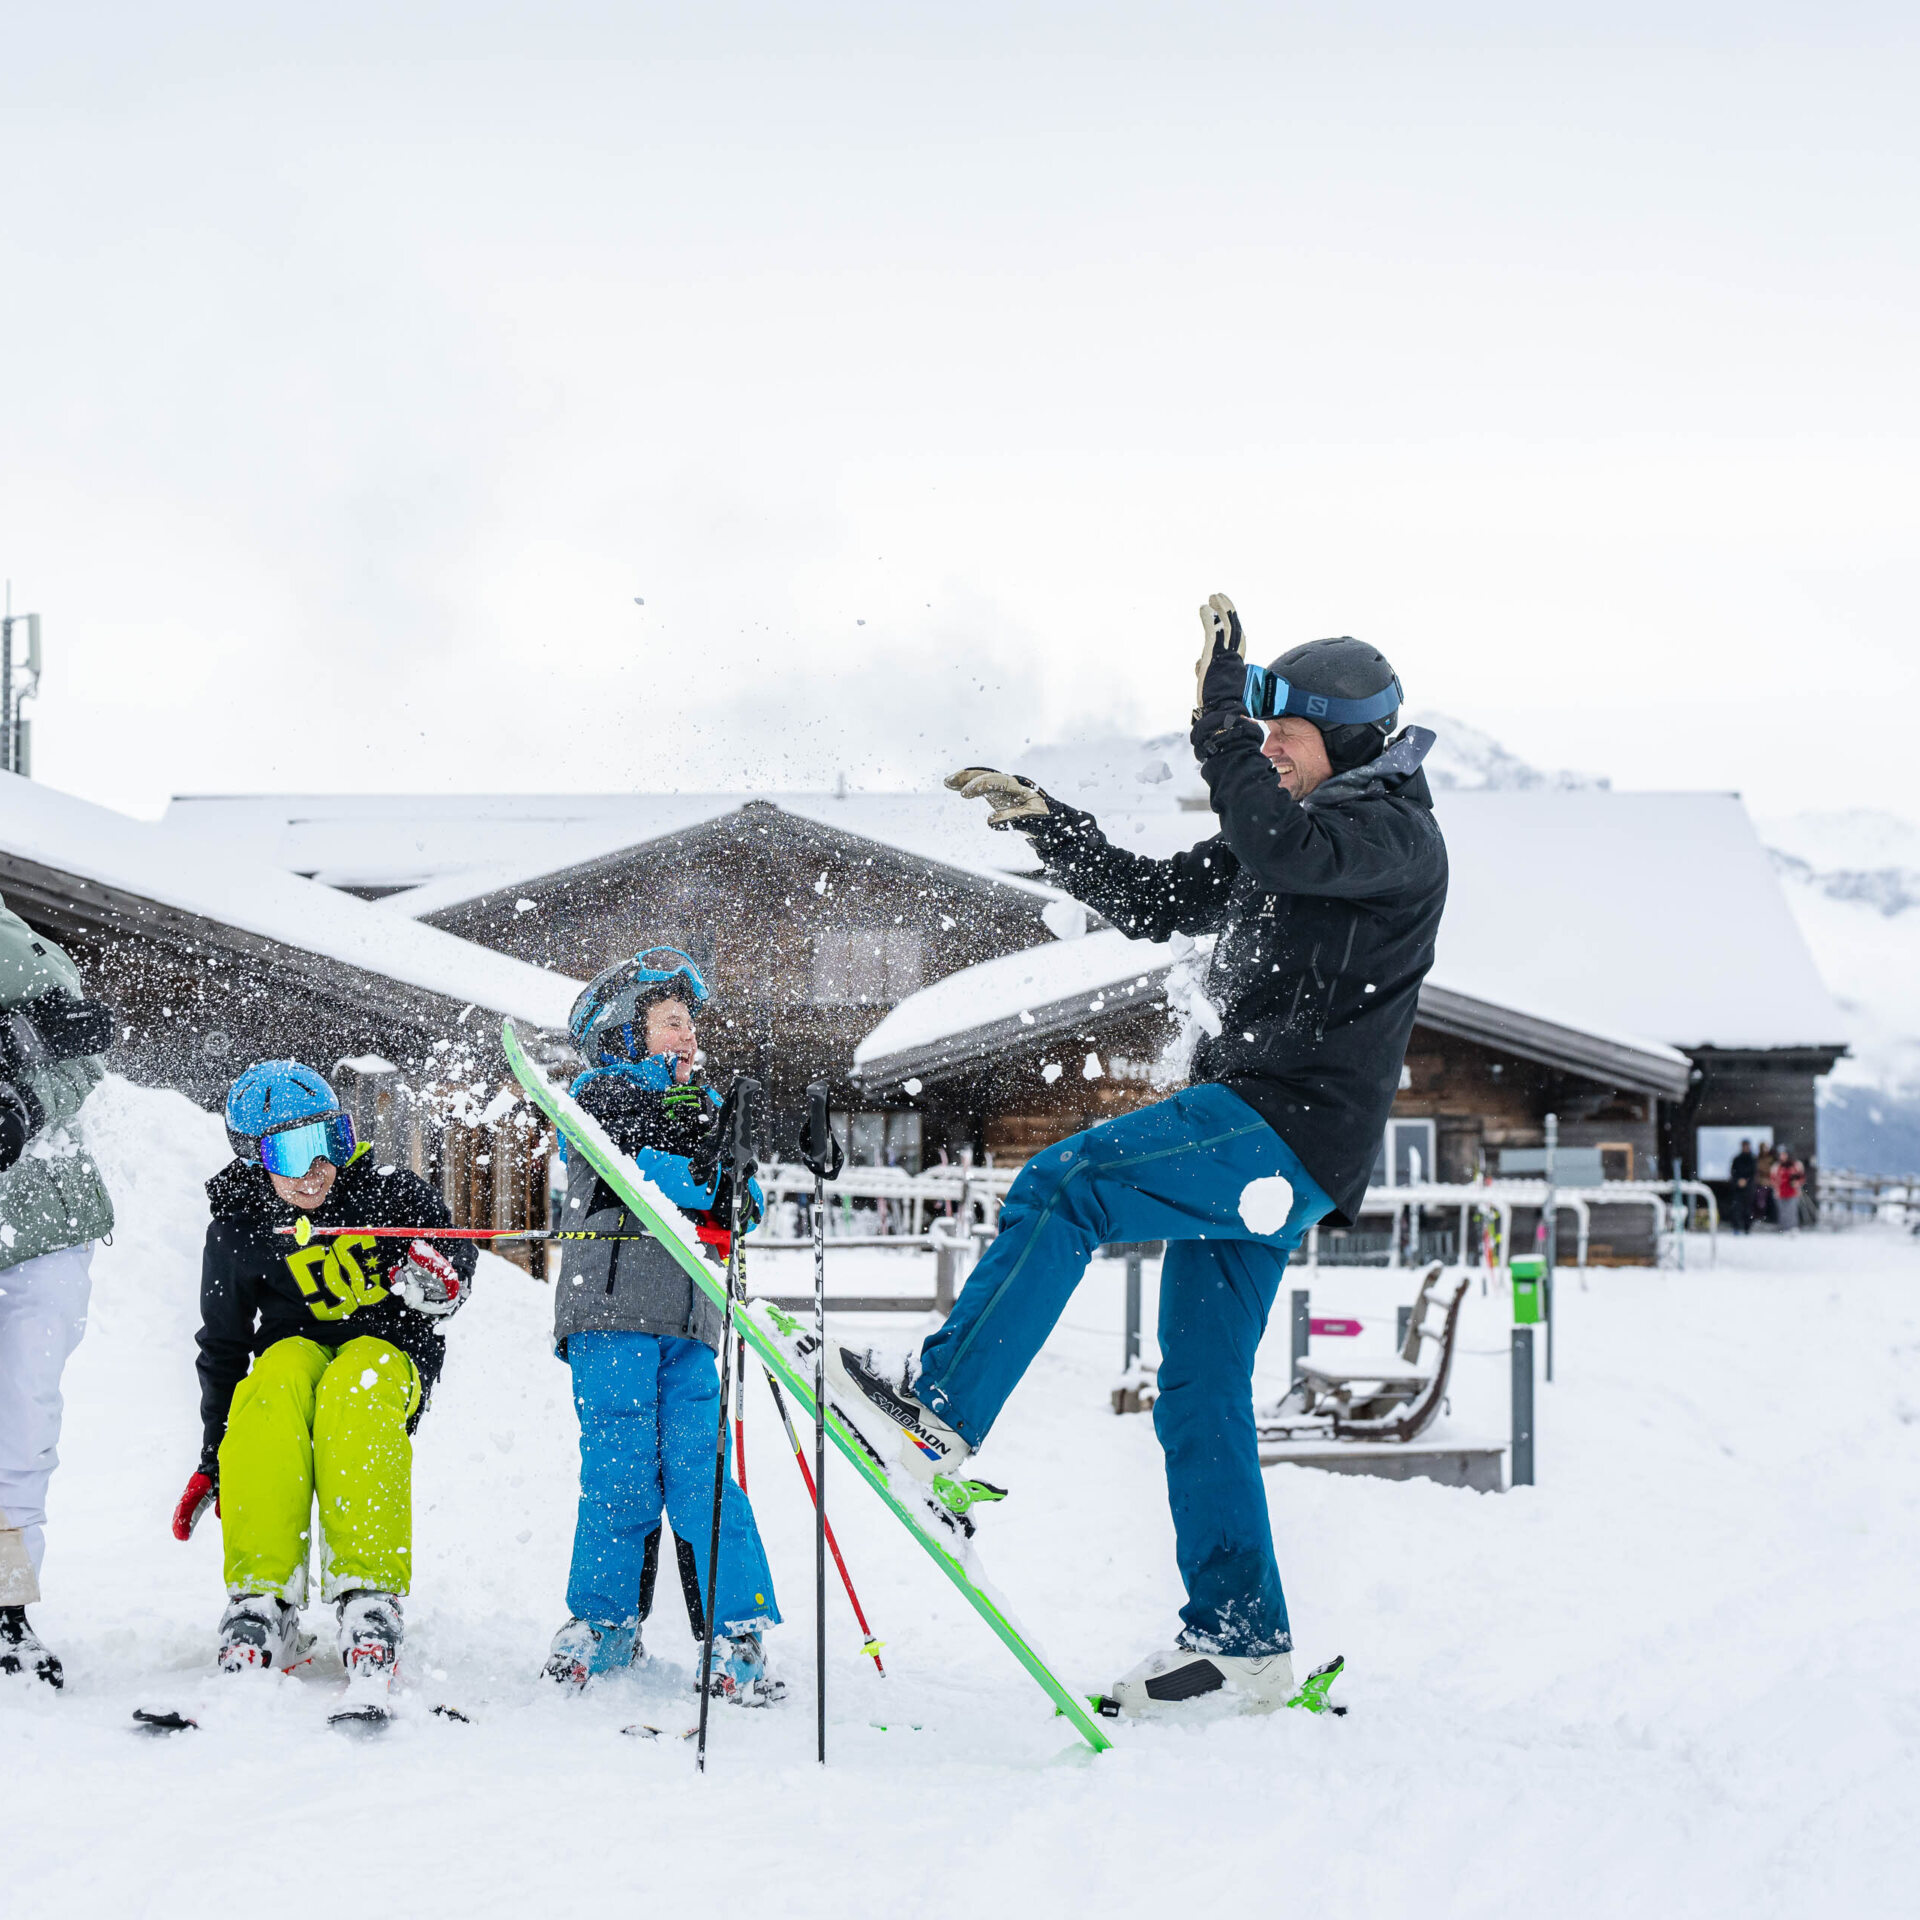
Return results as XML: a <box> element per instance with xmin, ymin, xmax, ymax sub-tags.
<box><xmin>1306</xmin><ymin>694</ymin><xmax>1328</xmax><ymax>717</ymax></box>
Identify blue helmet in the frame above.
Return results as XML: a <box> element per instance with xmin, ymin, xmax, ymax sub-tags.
<box><xmin>569</xmin><ymin>946</ymin><xmax>711</xmax><ymax>1064</ymax></box>
<box><xmin>225</xmin><ymin>1060</ymin><xmax>356</xmax><ymax>1178</ymax></box>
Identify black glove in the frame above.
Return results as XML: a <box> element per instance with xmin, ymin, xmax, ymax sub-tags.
<box><xmin>1191</xmin><ymin>707</ymin><xmax>1265</xmax><ymax>762</ymax></box>
<box><xmin>0</xmin><ymin>994</ymin><xmax>115</xmax><ymax>1079</ymax></box>
<box><xmin>0</xmin><ymin>1079</ymin><xmax>34</xmax><ymax>1174</ymax></box>
<box><xmin>587</xmin><ymin>1076</ymin><xmax>716</xmax><ymax>1160</ymax></box>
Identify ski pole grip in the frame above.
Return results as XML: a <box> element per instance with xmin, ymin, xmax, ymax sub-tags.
<box><xmin>801</xmin><ymin>1079</ymin><xmax>842</xmax><ymax>1181</ymax></box>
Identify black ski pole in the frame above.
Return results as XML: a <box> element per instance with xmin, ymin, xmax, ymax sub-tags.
<box><xmin>696</xmin><ymin>1076</ymin><xmax>761</xmax><ymax>1774</ymax></box>
<box><xmin>801</xmin><ymin>1079</ymin><xmax>843</xmax><ymax>1764</ymax></box>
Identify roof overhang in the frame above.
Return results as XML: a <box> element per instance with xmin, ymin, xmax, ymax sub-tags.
<box><xmin>1413</xmin><ymin>984</ymin><xmax>1694</xmax><ymax>1099</ymax></box>
<box><xmin>853</xmin><ymin>958</ymin><xmax>1177</xmax><ymax>1094</ymax></box>
<box><xmin>854</xmin><ymin>963</ymin><xmax>1697</xmax><ymax>1101</ymax></box>
<box><xmin>0</xmin><ymin>847</ymin><xmax>559</xmax><ymax>1040</ymax></box>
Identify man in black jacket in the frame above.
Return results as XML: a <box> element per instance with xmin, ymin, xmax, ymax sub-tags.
<box><xmin>829</xmin><ymin>595</ymin><xmax>1447</xmax><ymax>1716</ymax></box>
<box><xmin>171</xmin><ymin>1060</ymin><xmax>477</xmax><ymax>1683</ymax></box>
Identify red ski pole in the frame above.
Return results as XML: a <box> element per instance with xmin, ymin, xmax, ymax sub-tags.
<box><xmin>762</xmin><ymin>1369</ymin><xmax>884</xmax><ymax>1675</ymax></box>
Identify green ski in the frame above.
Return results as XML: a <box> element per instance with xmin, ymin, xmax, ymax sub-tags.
<box><xmin>501</xmin><ymin>1019</ymin><xmax>1112</xmax><ymax>1754</ymax></box>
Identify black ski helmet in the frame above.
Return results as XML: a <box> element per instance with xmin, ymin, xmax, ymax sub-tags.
<box><xmin>1246</xmin><ymin>636</ymin><xmax>1402</xmax><ymax>773</ymax></box>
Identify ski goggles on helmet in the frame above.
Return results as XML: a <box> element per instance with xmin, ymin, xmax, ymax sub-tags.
<box><xmin>1243</xmin><ymin>664</ymin><xmax>1404</xmax><ymax>727</ymax></box>
<box><xmin>249</xmin><ymin>1110</ymin><xmax>357</xmax><ymax>1178</ymax></box>
<box><xmin>569</xmin><ymin>946</ymin><xmax>712</xmax><ymax>1060</ymax></box>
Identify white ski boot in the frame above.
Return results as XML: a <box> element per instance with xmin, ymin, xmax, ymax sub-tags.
<box><xmin>701</xmin><ymin>1631</ymin><xmax>785</xmax><ymax>1707</ymax></box>
<box><xmin>824</xmin><ymin>1343</ymin><xmax>972</xmax><ymax>1486</ymax></box>
<box><xmin>1103</xmin><ymin>1644</ymin><xmax>1297</xmax><ymax>1716</ymax></box>
<box><xmin>336</xmin><ymin>1590</ymin><xmax>403</xmax><ymax>1684</ymax></box>
<box><xmin>0</xmin><ymin>1605</ymin><xmax>63</xmax><ymax>1688</ymax></box>
<box><xmin>217</xmin><ymin>1594</ymin><xmax>302</xmax><ymax>1674</ymax></box>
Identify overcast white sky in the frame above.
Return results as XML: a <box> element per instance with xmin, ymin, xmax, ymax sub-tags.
<box><xmin>4</xmin><ymin>3</ymin><xmax>1916</xmax><ymax>821</ymax></box>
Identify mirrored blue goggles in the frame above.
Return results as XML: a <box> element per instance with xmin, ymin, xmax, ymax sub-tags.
<box><xmin>630</xmin><ymin>947</ymin><xmax>711</xmax><ymax>1007</ymax></box>
<box><xmin>255</xmin><ymin>1111</ymin><xmax>356</xmax><ymax>1177</ymax></box>
<box><xmin>1243</xmin><ymin>664</ymin><xmax>1403</xmax><ymax>727</ymax></box>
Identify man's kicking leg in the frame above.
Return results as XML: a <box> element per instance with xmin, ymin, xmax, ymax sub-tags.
<box><xmin>828</xmin><ymin>1084</ymin><xmax>1330</xmax><ymax>1483</ymax></box>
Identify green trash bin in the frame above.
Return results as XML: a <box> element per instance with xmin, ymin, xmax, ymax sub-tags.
<box><xmin>1510</xmin><ymin>1255</ymin><xmax>1545</xmax><ymax>1325</ymax></box>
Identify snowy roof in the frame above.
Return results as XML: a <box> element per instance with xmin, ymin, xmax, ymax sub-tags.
<box><xmin>854</xmin><ymin>785</ymin><xmax>1841</xmax><ymax>1080</ymax></box>
<box><xmin>854</xmin><ymin>927</ymin><xmax>1695</xmax><ymax>1098</ymax></box>
<box><xmin>951</xmin><ymin>787</ymin><xmax>1841</xmax><ymax>1051</ymax></box>
<box><xmin>159</xmin><ymin>791</ymin><xmax>1056</xmax><ymax>916</ymax></box>
<box><xmin>1430</xmin><ymin>789</ymin><xmax>1841</xmax><ymax>1052</ymax></box>
<box><xmin>854</xmin><ymin>928</ymin><xmax>1180</xmax><ymax>1086</ymax></box>
<box><xmin>163</xmin><ymin>766</ymin><xmax>1842</xmax><ymax>1052</ymax></box>
<box><xmin>1</xmin><ymin>774</ymin><xmax>580</xmax><ymax>1029</ymax></box>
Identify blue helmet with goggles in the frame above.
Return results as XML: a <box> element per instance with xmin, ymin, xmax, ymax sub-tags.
<box><xmin>1243</xmin><ymin>636</ymin><xmax>1403</xmax><ymax>773</ymax></box>
<box><xmin>569</xmin><ymin>946</ymin><xmax>712</xmax><ymax>1064</ymax></box>
<box><xmin>225</xmin><ymin>1060</ymin><xmax>357</xmax><ymax>1179</ymax></box>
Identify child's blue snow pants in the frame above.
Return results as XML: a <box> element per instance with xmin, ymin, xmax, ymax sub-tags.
<box><xmin>566</xmin><ymin>1331</ymin><xmax>781</xmax><ymax>1637</ymax></box>
<box><xmin>915</xmin><ymin>1084</ymin><xmax>1333</xmax><ymax>1657</ymax></box>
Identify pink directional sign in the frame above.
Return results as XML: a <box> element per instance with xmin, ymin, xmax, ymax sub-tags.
<box><xmin>1308</xmin><ymin>1317</ymin><xmax>1363</xmax><ymax>1337</ymax></box>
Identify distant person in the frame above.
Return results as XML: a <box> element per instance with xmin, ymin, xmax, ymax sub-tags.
<box><xmin>0</xmin><ymin>896</ymin><xmax>116</xmax><ymax>1689</ymax></box>
<box><xmin>1774</xmin><ymin>1147</ymin><xmax>1805</xmax><ymax>1232</ymax></box>
<box><xmin>1754</xmin><ymin>1143</ymin><xmax>1779</xmax><ymax>1226</ymax></box>
<box><xmin>1728</xmin><ymin>1139</ymin><xmax>1757</xmax><ymax>1234</ymax></box>
<box><xmin>175</xmin><ymin>1061</ymin><xmax>477</xmax><ymax>1692</ymax></box>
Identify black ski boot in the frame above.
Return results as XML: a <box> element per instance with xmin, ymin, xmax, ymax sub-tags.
<box><xmin>0</xmin><ymin>1605</ymin><xmax>63</xmax><ymax>1688</ymax></box>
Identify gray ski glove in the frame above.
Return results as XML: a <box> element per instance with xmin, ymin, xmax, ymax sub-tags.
<box><xmin>945</xmin><ymin>767</ymin><xmax>1054</xmax><ymax>831</ymax></box>
<box><xmin>1193</xmin><ymin>592</ymin><xmax>1251</xmax><ymax>717</ymax></box>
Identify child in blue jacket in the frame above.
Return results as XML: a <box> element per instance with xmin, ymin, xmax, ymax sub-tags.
<box><xmin>544</xmin><ymin>947</ymin><xmax>782</xmax><ymax>1704</ymax></box>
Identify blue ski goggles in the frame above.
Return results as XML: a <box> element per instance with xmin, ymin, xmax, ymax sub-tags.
<box><xmin>1243</xmin><ymin>664</ymin><xmax>1403</xmax><ymax>727</ymax></box>
<box><xmin>629</xmin><ymin>947</ymin><xmax>710</xmax><ymax>1007</ymax></box>
<box><xmin>251</xmin><ymin>1110</ymin><xmax>356</xmax><ymax>1178</ymax></box>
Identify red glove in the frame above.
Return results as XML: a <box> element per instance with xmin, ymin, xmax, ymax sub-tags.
<box><xmin>172</xmin><ymin>1470</ymin><xmax>217</xmax><ymax>1541</ymax></box>
<box><xmin>393</xmin><ymin>1239</ymin><xmax>466</xmax><ymax>1317</ymax></box>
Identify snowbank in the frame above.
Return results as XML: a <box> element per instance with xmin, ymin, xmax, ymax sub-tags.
<box><xmin>2</xmin><ymin>773</ymin><xmax>580</xmax><ymax>1028</ymax></box>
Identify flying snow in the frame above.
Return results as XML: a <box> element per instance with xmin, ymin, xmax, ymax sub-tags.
<box><xmin>1237</xmin><ymin>1175</ymin><xmax>1295</xmax><ymax>1236</ymax></box>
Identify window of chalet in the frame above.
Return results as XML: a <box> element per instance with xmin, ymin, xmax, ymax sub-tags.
<box><xmin>811</xmin><ymin>928</ymin><xmax>925</xmax><ymax>1004</ymax></box>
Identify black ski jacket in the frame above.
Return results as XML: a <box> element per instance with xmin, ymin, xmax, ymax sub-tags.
<box><xmin>1024</xmin><ymin>725</ymin><xmax>1447</xmax><ymax>1223</ymax></box>
<box><xmin>195</xmin><ymin>1147</ymin><xmax>478</xmax><ymax>1470</ymax></box>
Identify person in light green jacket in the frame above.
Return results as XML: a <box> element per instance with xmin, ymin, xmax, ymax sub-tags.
<box><xmin>0</xmin><ymin>895</ymin><xmax>115</xmax><ymax>1688</ymax></box>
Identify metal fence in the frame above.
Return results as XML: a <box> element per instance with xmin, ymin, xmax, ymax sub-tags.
<box><xmin>1816</xmin><ymin>1169</ymin><xmax>1920</xmax><ymax>1230</ymax></box>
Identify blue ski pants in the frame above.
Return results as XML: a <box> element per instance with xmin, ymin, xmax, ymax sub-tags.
<box><xmin>566</xmin><ymin>1331</ymin><xmax>780</xmax><ymax>1636</ymax></box>
<box><xmin>915</xmin><ymin>1084</ymin><xmax>1333</xmax><ymax>1656</ymax></box>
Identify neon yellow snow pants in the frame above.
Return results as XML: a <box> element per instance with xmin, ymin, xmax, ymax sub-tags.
<box><xmin>218</xmin><ymin>1335</ymin><xmax>420</xmax><ymax>1603</ymax></box>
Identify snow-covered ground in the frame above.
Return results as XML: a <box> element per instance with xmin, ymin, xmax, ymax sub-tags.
<box><xmin>7</xmin><ymin>1077</ymin><xmax>1918</xmax><ymax>1917</ymax></box>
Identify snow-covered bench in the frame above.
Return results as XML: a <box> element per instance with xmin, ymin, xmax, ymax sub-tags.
<box><xmin>1257</xmin><ymin>1262</ymin><xmax>1469</xmax><ymax>1446</ymax></box>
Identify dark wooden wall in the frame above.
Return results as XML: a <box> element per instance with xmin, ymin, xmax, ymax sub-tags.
<box><xmin>425</xmin><ymin>806</ymin><xmax>1053</xmax><ymax>1143</ymax></box>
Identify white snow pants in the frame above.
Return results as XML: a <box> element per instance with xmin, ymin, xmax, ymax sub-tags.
<box><xmin>0</xmin><ymin>1242</ymin><xmax>93</xmax><ymax>1604</ymax></box>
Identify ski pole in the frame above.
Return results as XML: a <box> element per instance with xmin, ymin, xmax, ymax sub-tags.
<box><xmin>761</xmin><ymin>1366</ymin><xmax>883</xmax><ymax>1676</ymax></box>
<box><xmin>801</xmin><ymin>1079</ymin><xmax>845</xmax><ymax>1761</ymax></box>
<box><xmin>273</xmin><ymin>1221</ymin><xmax>662</xmax><ymax>1246</ymax></box>
<box><xmin>697</xmin><ymin>1076</ymin><xmax>761</xmax><ymax>1774</ymax></box>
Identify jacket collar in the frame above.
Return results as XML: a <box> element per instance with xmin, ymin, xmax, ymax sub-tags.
<box><xmin>1303</xmin><ymin>725</ymin><xmax>1436</xmax><ymax>811</ymax></box>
